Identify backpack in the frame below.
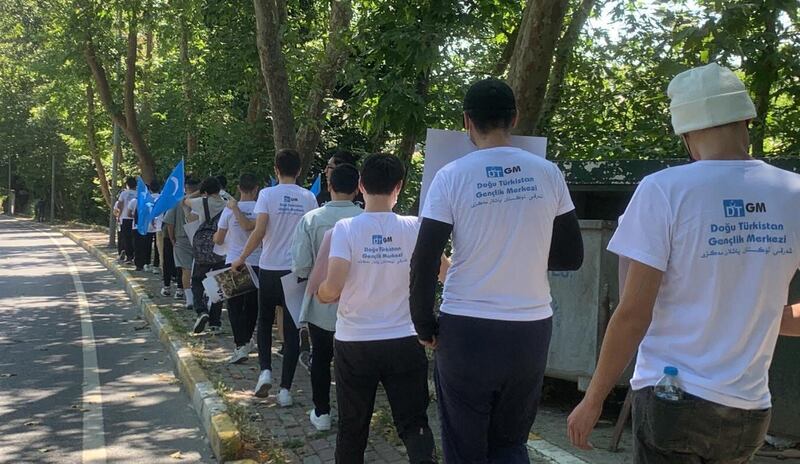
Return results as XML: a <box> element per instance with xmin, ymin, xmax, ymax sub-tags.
<box><xmin>192</xmin><ymin>197</ymin><xmax>225</xmax><ymax>265</ymax></box>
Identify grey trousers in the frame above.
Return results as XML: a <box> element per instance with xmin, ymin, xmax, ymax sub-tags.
<box><xmin>632</xmin><ymin>387</ymin><xmax>771</xmax><ymax>464</ymax></box>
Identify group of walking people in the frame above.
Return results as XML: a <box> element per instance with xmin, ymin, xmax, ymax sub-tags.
<box><xmin>113</xmin><ymin>62</ymin><xmax>800</xmax><ymax>464</ymax></box>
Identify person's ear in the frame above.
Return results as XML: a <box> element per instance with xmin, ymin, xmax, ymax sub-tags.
<box><xmin>463</xmin><ymin>112</ymin><xmax>471</xmax><ymax>131</ymax></box>
<box><xmin>358</xmin><ymin>179</ymin><xmax>367</xmax><ymax>196</ymax></box>
<box><xmin>511</xmin><ymin>111</ymin><xmax>519</xmax><ymax>129</ymax></box>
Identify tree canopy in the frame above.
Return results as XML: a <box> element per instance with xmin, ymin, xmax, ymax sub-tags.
<box><xmin>1</xmin><ymin>0</ymin><xmax>798</xmax><ymax>222</ymax></box>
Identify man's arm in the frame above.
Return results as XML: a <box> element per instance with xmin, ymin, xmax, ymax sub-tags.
<box><xmin>213</xmin><ymin>227</ymin><xmax>228</xmax><ymax>246</ymax></box>
<box><xmin>291</xmin><ymin>218</ymin><xmax>314</xmax><ymax>279</ymax></box>
<box><xmin>567</xmin><ymin>260</ymin><xmax>663</xmax><ymax>450</ymax></box>
<box><xmin>781</xmin><ymin>304</ymin><xmax>800</xmax><ymax>336</ymax></box>
<box><xmin>227</xmin><ymin>198</ymin><xmax>256</xmax><ymax>231</ymax></box>
<box><xmin>166</xmin><ymin>223</ymin><xmax>176</xmax><ymax>244</ymax></box>
<box><xmin>410</xmin><ymin>218</ymin><xmax>453</xmax><ymax>344</ymax></box>
<box><xmin>231</xmin><ymin>213</ymin><xmax>268</xmax><ymax>271</ymax></box>
<box><xmin>318</xmin><ymin>257</ymin><xmax>350</xmax><ymax>303</ymax></box>
<box><xmin>549</xmin><ymin>210</ymin><xmax>584</xmax><ymax>271</ymax></box>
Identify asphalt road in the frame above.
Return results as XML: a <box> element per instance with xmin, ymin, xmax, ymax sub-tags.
<box><xmin>0</xmin><ymin>216</ymin><xmax>213</xmax><ymax>463</ymax></box>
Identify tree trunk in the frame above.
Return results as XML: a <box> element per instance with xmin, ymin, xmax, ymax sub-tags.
<box><xmin>493</xmin><ymin>26</ymin><xmax>519</xmax><ymax>76</ymax></box>
<box><xmin>507</xmin><ymin>0</ymin><xmax>570</xmax><ymax>136</ymax></box>
<box><xmin>296</xmin><ymin>0</ymin><xmax>353</xmax><ymax>179</ymax></box>
<box><xmin>86</xmin><ymin>83</ymin><xmax>112</xmax><ymax>208</ymax></box>
<box><xmin>253</xmin><ymin>0</ymin><xmax>297</xmax><ymax>152</ymax></box>
<box><xmin>247</xmin><ymin>79</ymin><xmax>266</xmax><ymax>125</ymax></box>
<box><xmin>123</xmin><ymin>17</ymin><xmax>156</xmax><ymax>183</ymax></box>
<box><xmin>536</xmin><ymin>0</ymin><xmax>597</xmax><ymax>136</ymax></box>
<box><xmin>750</xmin><ymin>7</ymin><xmax>779</xmax><ymax>156</ymax></box>
<box><xmin>84</xmin><ymin>20</ymin><xmax>156</xmax><ymax>184</ymax></box>
<box><xmin>180</xmin><ymin>17</ymin><xmax>198</xmax><ymax>158</ymax></box>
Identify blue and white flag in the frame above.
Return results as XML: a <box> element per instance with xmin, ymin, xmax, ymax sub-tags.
<box><xmin>151</xmin><ymin>160</ymin><xmax>185</xmax><ymax>218</ymax></box>
<box><xmin>309</xmin><ymin>174</ymin><xmax>322</xmax><ymax>196</ymax></box>
<box><xmin>135</xmin><ymin>177</ymin><xmax>155</xmax><ymax>235</ymax></box>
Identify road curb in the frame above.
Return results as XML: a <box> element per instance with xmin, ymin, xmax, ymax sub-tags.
<box><xmin>57</xmin><ymin>228</ymin><xmax>243</xmax><ymax>463</ymax></box>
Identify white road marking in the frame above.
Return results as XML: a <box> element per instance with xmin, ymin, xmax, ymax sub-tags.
<box><xmin>40</xmin><ymin>228</ymin><xmax>108</xmax><ymax>464</ymax></box>
<box><xmin>527</xmin><ymin>437</ymin><xmax>590</xmax><ymax>464</ymax></box>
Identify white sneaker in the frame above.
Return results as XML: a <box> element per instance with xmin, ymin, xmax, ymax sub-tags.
<box><xmin>143</xmin><ymin>264</ymin><xmax>150</xmax><ymax>272</ymax></box>
<box><xmin>254</xmin><ymin>370</ymin><xmax>272</xmax><ymax>398</ymax></box>
<box><xmin>174</xmin><ymin>289</ymin><xmax>185</xmax><ymax>299</ymax></box>
<box><xmin>228</xmin><ymin>345</ymin><xmax>250</xmax><ymax>364</ymax></box>
<box><xmin>160</xmin><ymin>286</ymin><xmax>171</xmax><ymax>297</ymax></box>
<box><xmin>309</xmin><ymin>409</ymin><xmax>331</xmax><ymax>431</ymax></box>
<box><xmin>248</xmin><ymin>338</ymin><xmax>257</xmax><ymax>351</ymax></box>
<box><xmin>277</xmin><ymin>388</ymin><xmax>293</xmax><ymax>407</ymax></box>
<box><xmin>151</xmin><ymin>266</ymin><xmax>160</xmax><ymax>275</ymax></box>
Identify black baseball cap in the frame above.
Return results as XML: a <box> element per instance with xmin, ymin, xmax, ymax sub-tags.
<box><xmin>463</xmin><ymin>78</ymin><xmax>516</xmax><ymax>115</ymax></box>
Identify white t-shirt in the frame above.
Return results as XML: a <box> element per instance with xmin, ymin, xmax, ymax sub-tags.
<box><xmin>254</xmin><ymin>184</ymin><xmax>318</xmax><ymax>270</ymax></box>
<box><xmin>117</xmin><ymin>190</ymin><xmax>136</xmax><ymax>220</ymax></box>
<box><xmin>608</xmin><ymin>160</ymin><xmax>800</xmax><ymax>410</ymax></box>
<box><xmin>329</xmin><ymin>212</ymin><xmax>420</xmax><ymax>342</ymax></box>
<box><xmin>218</xmin><ymin>201</ymin><xmax>261</xmax><ymax>266</ymax></box>
<box><xmin>422</xmin><ymin>146</ymin><xmax>574</xmax><ymax>321</ymax></box>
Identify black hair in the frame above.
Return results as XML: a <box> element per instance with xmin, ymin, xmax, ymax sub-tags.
<box><xmin>125</xmin><ymin>176</ymin><xmax>137</xmax><ymax>189</ymax></box>
<box><xmin>149</xmin><ymin>179</ymin><xmax>161</xmax><ymax>193</ymax></box>
<box><xmin>329</xmin><ymin>164</ymin><xmax>359</xmax><ymax>195</ymax></box>
<box><xmin>360</xmin><ymin>154</ymin><xmax>405</xmax><ymax>195</ymax></box>
<box><xmin>215</xmin><ymin>175</ymin><xmax>228</xmax><ymax>189</ymax></box>
<box><xmin>465</xmin><ymin>109</ymin><xmax>516</xmax><ymax>133</ymax></box>
<box><xmin>238</xmin><ymin>173</ymin><xmax>259</xmax><ymax>193</ymax></box>
<box><xmin>275</xmin><ymin>149</ymin><xmax>302</xmax><ymax>177</ymax></box>
<box><xmin>199</xmin><ymin>176</ymin><xmax>221</xmax><ymax>195</ymax></box>
<box><xmin>185</xmin><ymin>176</ymin><xmax>201</xmax><ymax>193</ymax></box>
<box><xmin>330</xmin><ymin>150</ymin><xmax>357</xmax><ymax>166</ymax></box>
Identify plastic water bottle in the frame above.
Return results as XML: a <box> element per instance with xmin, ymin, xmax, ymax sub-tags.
<box><xmin>654</xmin><ymin>366</ymin><xmax>683</xmax><ymax>401</ymax></box>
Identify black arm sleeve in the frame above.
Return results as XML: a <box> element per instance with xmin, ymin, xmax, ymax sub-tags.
<box><xmin>409</xmin><ymin>218</ymin><xmax>453</xmax><ymax>341</ymax></box>
<box><xmin>548</xmin><ymin>210</ymin><xmax>584</xmax><ymax>271</ymax></box>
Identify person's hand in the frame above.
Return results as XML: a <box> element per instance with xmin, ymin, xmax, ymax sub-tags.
<box><xmin>231</xmin><ymin>257</ymin><xmax>245</xmax><ymax>273</ymax></box>
<box><xmin>227</xmin><ymin>197</ymin><xmax>238</xmax><ymax>210</ymax></box>
<box><xmin>567</xmin><ymin>397</ymin><xmax>603</xmax><ymax>450</ymax></box>
<box><xmin>418</xmin><ymin>336</ymin><xmax>438</xmax><ymax>350</ymax></box>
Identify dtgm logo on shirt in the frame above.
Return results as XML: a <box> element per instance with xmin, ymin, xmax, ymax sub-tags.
<box><xmin>283</xmin><ymin>196</ymin><xmax>298</xmax><ymax>203</ymax></box>
<box><xmin>485</xmin><ymin>165</ymin><xmax>522</xmax><ymax>178</ymax></box>
<box><xmin>372</xmin><ymin>235</ymin><xmax>393</xmax><ymax>245</ymax></box>
<box><xmin>723</xmin><ymin>199</ymin><xmax>767</xmax><ymax>218</ymax></box>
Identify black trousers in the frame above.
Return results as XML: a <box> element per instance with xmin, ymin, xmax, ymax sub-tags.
<box><xmin>119</xmin><ymin>218</ymin><xmax>135</xmax><ymax>261</ymax></box>
<box><xmin>257</xmin><ymin>269</ymin><xmax>299</xmax><ymax>389</ymax></box>
<box><xmin>133</xmin><ymin>231</ymin><xmax>154</xmax><ymax>269</ymax></box>
<box><xmin>227</xmin><ymin>266</ymin><xmax>259</xmax><ymax>347</ymax></box>
<box><xmin>435</xmin><ymin>313</ymin><xmax>552</xmax><ymax>464</ymax></box>
<box><xmin>161</xmin><ymin>235</ymin><xmax>181</xmax><ymax>287</ymax></box>
<box><xmin>191</xmin><ymin>261</ymin><xmax>226</xmax><ymax>327</ymax></box>
<box><xmin>309</xmin><ymin>323</ymin><xmax>335</xmax><ymax>415</ymax></box>
<box><xmin>632</xmin><ymin>387</ymin><xmax>770</xmax><ymax>463</ymax></box>
<box><xmin>334</xmin><ymin>336</ymin><xmax>435</xmax><ymax>464</ymax></box>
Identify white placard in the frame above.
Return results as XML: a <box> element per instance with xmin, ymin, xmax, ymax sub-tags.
<box><xmin>419</xmin><ymin>129</ymin><xmax>547</xmax><ymax>213</ymax></box>
<box><xmin>280</xmin><ymin>273</ymin><xmax>307</xmax><ymax>327</ymax></box>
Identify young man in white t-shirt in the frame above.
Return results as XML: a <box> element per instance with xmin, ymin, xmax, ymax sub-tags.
<box><xmin>409</xmin><ymin>78</ymin><xmax>583</xmax><ymax>463</ymax></box>
<box><xmin>317</xmin><ymin>154</ymin><xmax>436</xmax><ymax>464</ymax></box>
<box><xmin>232</xmin><ymin>149</ymin><xmax>318</xmax><ymax>405</ymax></box>
<box><xmin>567</xmin><ymin>63</ymin><xmax>800</xmax><ymax>462</ymax></box>
<box><xmin>213</xmin><ymin>173</ymin><xmax>261</xmax><ymax>364</ymax></box>
<box><xmin>114</xmin><ymin>176</ymin><xmax>138</xmax><ymax>263</ymax></box>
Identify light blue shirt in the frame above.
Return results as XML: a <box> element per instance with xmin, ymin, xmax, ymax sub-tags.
<box><xmin>291</xmin><ymin>200</ymin><xmax>363</xmax><ymax>331</ymax></box>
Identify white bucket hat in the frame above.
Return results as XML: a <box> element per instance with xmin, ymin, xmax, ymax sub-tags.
<box><xmin>667</xmin><ymin>63</ymin><xmax>756</xmax><ymax>135</ymax></box>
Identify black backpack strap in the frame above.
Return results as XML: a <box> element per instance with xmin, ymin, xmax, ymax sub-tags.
<box><xmin>203</xmin><ymin>197</ymin><xmax>212</xmax><ymax>225</ymax></box>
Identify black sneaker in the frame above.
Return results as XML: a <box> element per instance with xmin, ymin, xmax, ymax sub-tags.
<box><xmin>193</xmin><ymin>313</ymin><xmax>209</xmax><ymax>333</ymax></box>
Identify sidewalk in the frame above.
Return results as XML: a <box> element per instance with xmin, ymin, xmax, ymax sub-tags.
<box><xmin>60</xmin><ymin>223</ymin><xmax>639</xmax><ymax>464</ymax></box>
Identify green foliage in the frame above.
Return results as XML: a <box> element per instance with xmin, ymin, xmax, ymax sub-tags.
<box><xmin>1</xmin><ymin>0</ymin><xmax>798</xmax><ymax>223</ymax></box>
